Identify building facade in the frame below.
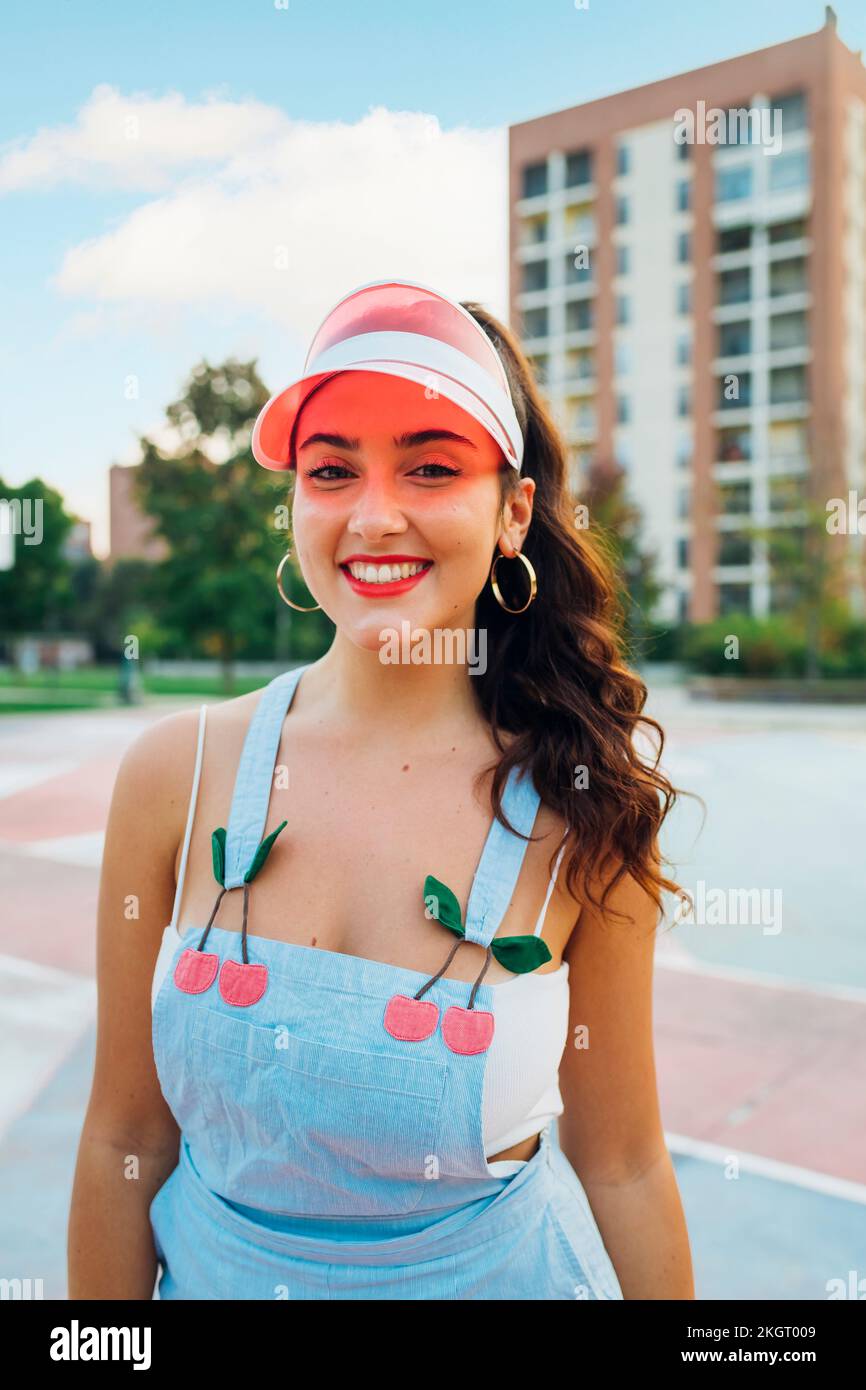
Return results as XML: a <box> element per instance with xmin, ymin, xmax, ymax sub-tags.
<box><xmin>509</xmin><ymin>8</ymin><xmax>866</xmax><ymax>622</ymax></box>
<box><xmin>109</xmin><ymin>463</ymin><xmax>168</xmax><ymax>564</ymax></box>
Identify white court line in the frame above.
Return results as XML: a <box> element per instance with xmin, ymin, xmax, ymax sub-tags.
<box><xmin>665</xmin><ymin>1131</ymin><xmax>866</xmax><ymax>1206</ymax></box>
<box><xmin>655</xmin><ymin>952</ymin><xmax>866</xmax><ymax>1006</ymax></box>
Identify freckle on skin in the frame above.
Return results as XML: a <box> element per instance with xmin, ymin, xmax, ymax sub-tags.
<box><xmin>402</xmin><ymin>764</ymin><xmax>410</xmax><ymax>772</ymax></box>
<box><xmin>310</xmin><ymin>936</ymin><xmax>317</xmax><ymax>947</ymax></box>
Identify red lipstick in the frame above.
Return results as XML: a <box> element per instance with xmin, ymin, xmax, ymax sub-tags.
<box><xmin>339</xmin><ymin>554</ymin><xmax>434</xmax><ymax>598</ymax></box>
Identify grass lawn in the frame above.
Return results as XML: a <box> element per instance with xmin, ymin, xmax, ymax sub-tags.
<box><xmin>0</xmin><ymin>666</ymin><xmax>272</xmax><ymax>712</ymax></box>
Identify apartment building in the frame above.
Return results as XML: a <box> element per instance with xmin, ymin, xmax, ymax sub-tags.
<box><xmin>509</xmin><ymin>8</ymin><xmax>866</xmax><ymax>622</ymax></box>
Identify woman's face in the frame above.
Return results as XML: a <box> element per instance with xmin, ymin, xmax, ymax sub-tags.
<box><xmin>289</xmin><ymin>371</ymin><xmax>534</xmax><ymax>651</ymax></box>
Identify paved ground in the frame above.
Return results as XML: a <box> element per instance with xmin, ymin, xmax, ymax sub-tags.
<box><xmin>0</xmin><ymin>681</ymin><xmax>863</xmax><ymax>1300</ymax></box>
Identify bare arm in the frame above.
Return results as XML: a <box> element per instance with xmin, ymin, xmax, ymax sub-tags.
<box><xmin>67</xmin><ymin>708</ymin><xmax>199</xmax><ymax>1300</ymax></box>
<box><xmin>558</xmin><ymin>866</ymin><xmax>695</xmax><ymax>1300</ymax></box>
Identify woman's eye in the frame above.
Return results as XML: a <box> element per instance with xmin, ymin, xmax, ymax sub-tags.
<box><xmin>304</xmin><ymin>458</ymin><xmax>462</xmax><ymax>482</ymax></box>
<box><xmin>410</xmin><ymin>460</ymin><xmax>462</xmax><ymax>479</ymax></box>
<box><xmin>305</xmin><ymin>461</ymin><xmax>354</xmax><ymax>480</ymax></box>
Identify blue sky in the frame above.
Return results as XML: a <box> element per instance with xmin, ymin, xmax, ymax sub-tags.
<box><xmin>2</xmin><ymin>0</ymin><xmax>863</xmax><ymax>553</ymax></box>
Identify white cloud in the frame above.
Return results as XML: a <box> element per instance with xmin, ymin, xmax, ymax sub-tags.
<box><xmin>4</xmin><ymin>87</ymin><xmax>508</xmax><ymax>330</ymax></box>
<box><xmin>0</xmin><ymin>84</ymin><xmax>287</xmax><ymax>193</ymax></box>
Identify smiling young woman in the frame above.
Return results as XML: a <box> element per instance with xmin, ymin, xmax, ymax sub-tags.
<box><xmin>68</xmin><ymin>279</ymin><xmax>695</xmax><ymax>1302</ymax></box>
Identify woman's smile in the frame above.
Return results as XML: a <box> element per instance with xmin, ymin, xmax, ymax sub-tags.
<box><xmin>339</xmin><ymin>553</ymin><xmax>435</xmax><ymax>597</ymax></box>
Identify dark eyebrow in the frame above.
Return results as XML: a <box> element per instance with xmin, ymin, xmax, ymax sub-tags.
<box><xmin>296</xmin><ymin>429</ymin><xmax>478</xmax><ymax>452</ymax></box>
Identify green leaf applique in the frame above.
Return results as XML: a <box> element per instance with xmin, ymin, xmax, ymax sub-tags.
<box><xmin>211</xmin><ymin>827</ymin><xmax>227</xmax><ymax>886</ymax></box>
<box><xmin>243</xmin><ymin>820</ymin><xmax>289</xmax><ymax>883</ymax></box>
<box><xmin>422</xmin><ymin>874</ymin><xmax>465</xmax><ymax>937</ymax></box>
<box><xmin>490</xmin><ymin>934</ymin><xmax>553</xmax><ymax>974</ymax></box>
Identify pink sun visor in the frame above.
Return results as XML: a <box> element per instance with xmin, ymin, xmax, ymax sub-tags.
<box><xmin>251</xmin><ymin>278</ymin><xmax>525</xmax><ymax>473</ymax></box>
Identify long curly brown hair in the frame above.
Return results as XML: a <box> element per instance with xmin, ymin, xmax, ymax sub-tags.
<box><xmin>463</xmin><ymin>299</ymin><xmax>685</xmax><ymax>927</ymax></box>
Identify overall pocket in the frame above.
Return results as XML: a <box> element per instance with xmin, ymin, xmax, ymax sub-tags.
<box><xmin>190</xmin><ymin>1006</ymin><xmax>448</xmax><ymax>1218</ymax></box>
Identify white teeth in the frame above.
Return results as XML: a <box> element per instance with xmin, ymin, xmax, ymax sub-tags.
<box><xmin>346</xmin><ymin>561</ymin><xmax>429</xmax><ymax>584</ymax></box>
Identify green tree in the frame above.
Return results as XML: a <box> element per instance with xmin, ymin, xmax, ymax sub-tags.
<box><xmin>133</xmin><ymin>359</ymin><xmax>290</xmax><ymax>690</ymax></box>
<box><xmin>0</xmin><ymin>477</ymin><xmax>76</xmax><ymax>635</ymax></box>
<box><xmin>749</xmin><ymin>499</ymin><xmax>848</xmax><ymax>681</ymax></box>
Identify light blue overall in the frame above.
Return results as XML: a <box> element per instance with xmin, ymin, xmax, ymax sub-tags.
<box><xmin>150</xmin><ymin>663</ymin><xmax>624</xmax><ymax>1300</ymax></box>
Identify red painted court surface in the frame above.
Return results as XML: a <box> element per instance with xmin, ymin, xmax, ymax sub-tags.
<box><xmin>0</xmin><ymin>684</ymin><xmax>864</xmax><ymax>1297</ymax></box>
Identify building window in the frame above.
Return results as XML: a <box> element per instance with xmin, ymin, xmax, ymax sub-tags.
<box><xmin>770</xmin><ymin>256</ymin><xmax>807</xmax><ymax>298</ymax></box>
<box><xmin>717</xmin><ymin>225</ymin><xmax>752</xmax><ymax>253</ymax></box>
<box><xmin>718</xmin><ymin>371</ymin><xmax>752</xmax><ymax>408</ymax></box>
<box><xmin>565</xmin><ymin>149</ymin><xmax>593</xmax><ymax>187</ymax></box>
<box><xmin>768</xmin><ymin>217</ymin><xmax>807</xmax><ymax>244</ymax></box>
<box><xmin>521</xmin><ymin>259</ymin><xmax>548</xmax><ymax>292</ymax></box>
<box><xmin>522</xmin><ymin>162</ymin><xmax>548</xmax><ymax>199</ymax></box>
<box><xmin>718</xmin><ymin>320</ymin><xmax>751</xmax><ymax>357</ymax></box>
<box><xmin>566</xmin><ymin>347</ymin><xmax>594</xmax><ymax>380</ymax></box>
<box><xmin>616</xmin><ymin>294</ymin><xmax>630</xmax><ymax>326</ymax></box>
<box><xmin>769</xmin><ymin>475</ymin><xmax>807</xmax><ymax>512</ymax></box>
<box><xmin>676</xmin><ymin>231</ymin><xmax>691</xmax><ymax>264</ymax></box>
<box><xmin>768</xmin><ymin>150</ymin><xmax>810</xmax><ymax>193</ymax></box>
<box><xmin>718</xmin><ymin>582</ymin><xmax>752</xmax><ymax>615</ymax></box>
<box><xmin>675</xmin><ymin>178</ymin><xmax>691</xmax><ymax>212</ymax></box>
<box><xmin>616</xmin><ymin>394</ymin><xmax>630</xmax><ymax>424</ymax></box>
<box><xmin>717</xmin><ymin>426</ymin><xmax>752</xmax><ymax>461</ymax></box>
<box><xmin>521</xmin><ymin>213</ymin><xmax>549</xmax><ymax>246</ymax></box>
<box><xmin>565</xmin><ymin>252</ymin><xmax>593</xmax><ymax>286</ymax></box>
<box><xmin>718</xmin><ymin>533</ymin><xmax>753</xmax><ymax>567</ymax></box>
<box><xmin>716</xmin><ymin>165</ymin><xmax>753</xmax><ymax>202</ymax></box>
<box><xmin>718</xmin><ymin>266</ymin><xmax>751</xmax><ymax>305</ymax></box>
<box><xmin>677</xmin><ymin>138</ymin><xmax>691</xmax><ymax>162</ymax></box>
<box><xmin>769</xmin><ymin>365</ymin><xmax>808</xmax><ymax>405</ymax></box>
<box><xmin>718</xmin><ymin>480</ymin><xmax>752</xmax><ymax>514</ymax></box>
<box><xmin>616</xmin><ymin>143</ymin><xmax>631</xmax><ymax>176</ymax></box>
<box><xmin>677</xmin><ymin>537</ymin><xmax>690</xmax><ymax>569</ymax></box>
<box><xmin>676</xmin><ymin>433</ymin><xmax>692</xmax><ymax>469</ymax></box>
<box><xmin>616</xmin><ymin>195</ymin><xmax>630</xmax><ymax>226</ymax></box>
<box><xmin>522</xmin><ymin>306</ymin><xmax>549</xmax><ymax>338</ymax></box>
<box><xmin>616</xmin><ymin>244</ymin><xmax>630</xmax><ymax>276</ymax></box>
<box><xmin>772</xmin><ymin>89</ymin><xmax>808</xmax><ymax>138</ymax></box>
<box><xmin>770</xmin><ymin>310</ymin><xmax>808</xmax><ymax>351</ymax></box>
<box><xmin>565</xmin><ymin>298</ymin><xmax>593</xmax><ymax>333</ymax></box>
<box><xmin>677</xmin><ymin>384</ymin><xmax>691</xmax><ymax>418</ymax></box>
<box><xmin>677</xmin><ymin>485</ymin><xmax>690</xmax><ymax>520</ymax></box>
<box><xmin>676</xmin><ymin>332</ymin><xmax>692</xmax><ymax>366</ymax></box>
<box><xmin>615</xmin><ymin>340</ymin><xmax>631</xmax><ymax>377</ymax></box>
<box><xmin>769</xmin><ymin>420</ymin><xmax>808</xmax><ymax>462</ymax></box>
<box><xmin>676</xmin><ymin>281</ymin><xmax>691</xmax><ymax>315</ymax></box>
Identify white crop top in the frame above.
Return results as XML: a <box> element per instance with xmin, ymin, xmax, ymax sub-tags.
<box><xmin>152</xmin><ymin>706</ymin><xmax>571</xmax><ymax>1174</ymax></box>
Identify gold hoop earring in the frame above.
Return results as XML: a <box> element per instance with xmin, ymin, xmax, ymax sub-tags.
<box><xmin>276</xmin><ymin>551</ymin><xmax>321</xmax><ymax>612</ymax></box>
<box><xmin>489</xmin><ymin>548</ymin><xmax>537</xmax><ymax>614</ymax></box>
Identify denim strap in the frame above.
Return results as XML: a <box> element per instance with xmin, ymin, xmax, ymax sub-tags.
<box><xmin>223</xmin><ymin>664</ymin><xmax>309</xmax><ymax>890</ymax></box>
<box><xmin>463</xmin><ymin>763</ymin><xmax>541</xmax><ymax>948</ymax></box>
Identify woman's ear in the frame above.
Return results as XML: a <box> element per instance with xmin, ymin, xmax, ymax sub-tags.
<box><xmin>500</xmin><ymin>478</ymin><xmax>534</xmax><ymax>553</ymax></box>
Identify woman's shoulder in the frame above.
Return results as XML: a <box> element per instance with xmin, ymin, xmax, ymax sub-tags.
<box><xmin>111</xmin><ymin>685</ymin><xmax>269</xmax><ymax>817</ymax></box>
